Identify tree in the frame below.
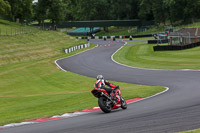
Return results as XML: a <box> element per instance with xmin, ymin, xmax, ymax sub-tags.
<box><xmin>48</xmin><ymin>0</ymin><xmax>67</xmax><ymax>24</ymax></box>
<box><xmin>34</xmin><ymin>0</ymin><xmax>50</xmax><ymax>28</ymax></box>
<box><xmin>71</xmin><ymin>0</ymin><xmax>111</xmax><ymax>20</ymax></box>
<box><xmin>63</xmin><ymin>0</ymin><xmax>73</xmax><ymax>21</ymax></box>
<box><xmin>151</xmin><ymin>0</ymin><xmax>166</xmax><ymax>24</ymax></box>
<box><xmin>70</xmin><ymin>0</ymin><xmax>139</xmax><ymax>21</ymax></box>
<box><xmin>109</xmin><ymin>0</ymin><xmax>139</xmax><ymax>20</ymax></box>
<box><xmin>6</xmin><ymin>0</ymin><xmax>33</xmax><ymax>22</ymax></box>
<box><xmin>163</xmin><ymin>0</ymin><xmax>175</xmax><ymax>25</ymax></box>
<box><xmin>32</xmin><ymin>0</ymin><xmax>200</xmax><ymax>27</ymax></box>
<box><xmin>34</xmin><ymin>0</ymin><xmax>67</xmax><ymax>29</ymax></box>
<box><xmin>138</xmin><ymin>0</ymin><xmax>154</xmax><ymax>20</ymax></box>
<box><xmin>18</xmin><ymin>0</ymin><xmax>33</xmax><ymax>22</ymax></box>
<box><xmin>0</xmin><ymin>0</ymin><xmax>10</xmax><ymax>17</ymax></box>
<box><xmin>183</xmin><ymin>0</ymin><xmax>200</xmax><ymax>23</ymax></box>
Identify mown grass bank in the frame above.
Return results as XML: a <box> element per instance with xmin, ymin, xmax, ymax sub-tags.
<box><xmin>0</xmin><ymin>28</ymin><xmax>165</xmax><ymax>125</ymax></box>
<box><xmin>113</xmin><ymin>40</ymin><xmax>200</xmax><ymax>70</ymax></box>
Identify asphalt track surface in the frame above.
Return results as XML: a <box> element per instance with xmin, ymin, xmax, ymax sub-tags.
<box><xmin>1</xmin><ymin>40</ymin><xmax>200</xmax><ymax>133</ymax></box>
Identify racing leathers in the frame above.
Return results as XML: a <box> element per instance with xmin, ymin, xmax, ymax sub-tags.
<box><xmin>94</xmin><ymin>79</ymin><xmax>118</xmax><ymax>99</ymax></box>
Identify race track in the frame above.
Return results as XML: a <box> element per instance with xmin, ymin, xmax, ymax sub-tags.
<box><xmin>1</xmin><ymin>40</ymin><xmax>200</xmax><ymax>133</ymax></box>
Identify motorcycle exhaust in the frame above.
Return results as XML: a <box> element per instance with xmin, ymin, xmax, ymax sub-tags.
<box><xmin>101</xmin><ymin>92</ymin><xmax>112</xmax><ymax>100</ymax></box>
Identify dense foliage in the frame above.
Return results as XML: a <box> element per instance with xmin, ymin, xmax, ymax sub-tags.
<box><xmin>1</xmin><ymin>0</ymin><xmax>200</xmax><ymax>25</ymax></box>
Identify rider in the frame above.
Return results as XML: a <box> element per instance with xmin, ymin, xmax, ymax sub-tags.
<box><xmin>94</xmin><ymin>75</ymin><xmax>119</xmax><ymax>99</ymax></box>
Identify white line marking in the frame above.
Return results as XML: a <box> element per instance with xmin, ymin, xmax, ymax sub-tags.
<box><xmin>2</xmin><ymin>122</ymin><xmax>38</xmax><ymax>129</ymax></box>
<box><xmin>111</xmin><ymin>42</ymin><xmax>200</xmax><ymax>72</ymax></box>
<box><xmin>127</xmin><ymin>87</ymin><xmax>169</xmax><ymax>104</ymax></box>
<box><xmin>111</xmin><ymin>43</ymin><xmax>170</xmax><ymax>71</ymax></box>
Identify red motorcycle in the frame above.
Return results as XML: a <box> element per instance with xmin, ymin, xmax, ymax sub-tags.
<box><xmin>91</xmin><ymin>87</ymin><xmax>127</xmax><ymax>113</ymax></box>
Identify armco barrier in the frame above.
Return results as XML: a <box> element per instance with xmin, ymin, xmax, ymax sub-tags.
<box><xmin>148</xmin><ymin>39</ymin><xmax>168</xmax><ymax>44</ymax></box>
<box><xmin>77</xmin><ymin>34</ymin><xmax>153</xmax><ymax>40</ymax></box>
<box><xmin>64</xmin><ymin>43</ymin><xmax>90</xmax><ymax>54</ymax></box>
<box><xmin>153</xmin><ymin>42</ymin><xmax>200</xmax><ymax>51</ymax></box>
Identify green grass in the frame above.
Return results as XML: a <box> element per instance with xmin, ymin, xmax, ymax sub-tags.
<box><xmin>0</xmin><ymin>22</ymin><xmax>165</xmax><ymax>125</ymax></box>
<box><xmin>127</xmin><ymin>40</ymin><xmax>148</xmax><ymax>44</ymax></box>
<box><xmin>0</xmin><ymin>62</ymin><xmax>164</xmax><ymax>124</ymax></box>
<box><xmin>113</xmin><ymin>41</ymin><xmax>200</xmax><ymax>69</ymax></box>
<box><xmin>179</xmin><ymin>129</ymin><xmax>200</xmax><ymax>133</ymax></box>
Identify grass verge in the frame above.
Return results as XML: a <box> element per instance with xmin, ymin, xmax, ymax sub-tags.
<box><xmin>0</xmin><ymin>24</ymin><xmax>165</xmax><ymax>125</ymax></box>
<box><xmin>113</xmin><ymin>40</ymin><xmax>200</xmax><ymax>69</ymax></box>
<box><xmin>179</xmin><ymin>129</ymin><xmax>200</xmax><ymax>133</ymax></box>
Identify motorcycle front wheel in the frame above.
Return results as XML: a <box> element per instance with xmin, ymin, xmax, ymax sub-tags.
<box><xmin>98</xmin><ymin>97</ymin><xmax>112</xmax><ymax>113</ymax></box>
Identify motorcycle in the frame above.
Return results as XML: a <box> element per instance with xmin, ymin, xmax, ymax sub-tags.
<box><xmin>91</xmin><ymin>87</ymin><xmax>127</xmax><ymax>113</ymax></box>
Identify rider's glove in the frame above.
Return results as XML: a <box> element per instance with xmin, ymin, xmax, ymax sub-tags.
<box><xmin>116</xmin><ymin>85</ymin><xmax>119</xmax><ymax>89</ymax></box>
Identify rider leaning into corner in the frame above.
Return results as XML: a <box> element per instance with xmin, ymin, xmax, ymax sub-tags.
<box><xmin>94</xmin><ymin>75</ymin><xmax>119</xmax><ymax>100</ymax></box>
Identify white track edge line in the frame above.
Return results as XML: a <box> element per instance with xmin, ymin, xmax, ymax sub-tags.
<box><xmin>111</xmin><ymin>42</ymin><xmax>200</xmax><ymax>72</ymax></box>
<box><xmin>55</xmin><ymin>44</ymin><xmax>98</xmax><ymax>72</ymax></box>
<box><xmin>111</xmin><ymin>43</ymin><xmax>170</xmax><ymax>71</ymax></box>
<box><xmin>127</xmin><ymin>87</ymin><xmax>169</xmax><ymax>104</ymax></box>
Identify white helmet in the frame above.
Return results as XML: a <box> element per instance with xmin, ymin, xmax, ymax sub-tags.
<box><xmin>96</xmin><ymin>75</ymin><xmax>104</xmax><ymax>80</ymax></box>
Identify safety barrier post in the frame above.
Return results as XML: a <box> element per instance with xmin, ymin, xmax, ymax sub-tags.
<box><xmin>65</xmin><ymin>49</ymin><xmax>68</xmax><ymax>53</ymax></box>
<box><xmin>103</xmin><ymin>36</ymin><xmax>107</xmax><ymax>41</ymax></box>
<box><xmin>129</xmin><ymin>35</ymin><xmax>133</xmax><ymax>40</ymax></box>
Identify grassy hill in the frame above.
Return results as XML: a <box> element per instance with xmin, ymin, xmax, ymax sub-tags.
<box><xmin>0</xmin><ymin>20</ymin><xmax>165</xmax><ymax>125</ymax></box>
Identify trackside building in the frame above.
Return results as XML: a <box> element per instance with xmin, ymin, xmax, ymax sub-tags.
<box><xmin>169</xmin><ymin>28</ymin><xmax>200</xmax><ymax>45</ymax></box>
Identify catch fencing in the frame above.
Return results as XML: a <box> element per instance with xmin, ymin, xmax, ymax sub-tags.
<box><xmin>0</xmin><ymin>27</ymin><xmax>39</xmax><ymax>36</ymax></box>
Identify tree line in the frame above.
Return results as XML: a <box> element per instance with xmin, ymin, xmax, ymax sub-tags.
<box><xmin>1</xmin><ymin>0</ymin><xmax>200</xmax><ymax>26</ymax></box>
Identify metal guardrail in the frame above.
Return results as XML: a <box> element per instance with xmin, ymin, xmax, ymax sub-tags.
<box><xmin>76</xmin><ymin>34</ymin><xmax>153</xmax><ymax>40</ymax></box>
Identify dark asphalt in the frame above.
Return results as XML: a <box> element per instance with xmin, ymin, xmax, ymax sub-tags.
<box><xmin>1</xmin><ymin>40</ymin><xmax>200</xmax><ymax>133</ymax></box>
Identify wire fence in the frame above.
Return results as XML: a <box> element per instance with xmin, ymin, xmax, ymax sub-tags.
<box><xmin>0</xmin><ymin>27</ymin><xmax>39</xmax><ymax>36</ymax></box>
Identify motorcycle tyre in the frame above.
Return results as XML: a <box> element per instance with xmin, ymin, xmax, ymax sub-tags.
<box><xmin>98</xmin><ymin>97</ymin><xmax>112</xmax><ymax>113</ymax></box>
<box><xmin>120</xmin><ymin>97</ymin><xmax>127</xmax><ymax>109</ymax></box>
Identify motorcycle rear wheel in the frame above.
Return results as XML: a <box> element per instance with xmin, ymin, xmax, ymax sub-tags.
<box><xmin>120</xmin><ymin>97</ymin><xmax>127</xmax><ymax>109</ymax></box>
<box><xmin>98</xmin><ymin>97</ymin><xmax>112</xmax><ymax>113</ymax></box>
